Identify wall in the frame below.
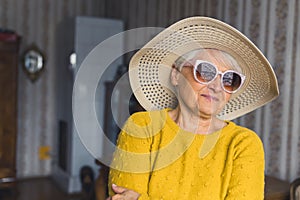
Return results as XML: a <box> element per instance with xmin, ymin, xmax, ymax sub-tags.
<box><xmin>102</xmin><ymin>0</ymin><xmax>300</xmax><ymax>182</ymax></box>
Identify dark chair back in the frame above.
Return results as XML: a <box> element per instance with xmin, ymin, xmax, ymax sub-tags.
<box><xmin>290</xmin><ymin>178</ymin><xmax>300</xmax><ymax>200</ymax></box>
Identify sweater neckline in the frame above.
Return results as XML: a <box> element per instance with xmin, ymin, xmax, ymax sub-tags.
<box><xmin>162</xmin><ymin>108</ymin><xmax>237</xmax><ymax>158</ymax></box>
<box><xmin>163</xmin><ymin>108</ymin><xmax>235</xmax><ymax>138</ymax></box>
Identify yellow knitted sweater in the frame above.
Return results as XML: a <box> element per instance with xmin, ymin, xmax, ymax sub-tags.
<box><xmin>108</xmin><ymin>109</ymin><xmax>265</xmax><ymax>200</ymax></box>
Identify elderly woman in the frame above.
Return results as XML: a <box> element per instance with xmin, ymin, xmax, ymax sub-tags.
<box><xmin>107</xmin><ymin>17</ymin><xmax>279</xmax><ymax>200</ymax></box>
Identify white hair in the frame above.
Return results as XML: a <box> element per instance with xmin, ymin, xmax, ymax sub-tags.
<box><xmin>174</xmin><ymin>48</ymin><xmax>242</xmax><ymax>73</ymax></box>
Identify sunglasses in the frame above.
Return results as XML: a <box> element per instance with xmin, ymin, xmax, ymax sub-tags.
<box><xmin>190</xmin><ymin>60</ymin><xmax>246</xmax><ymax>93</ymax></box>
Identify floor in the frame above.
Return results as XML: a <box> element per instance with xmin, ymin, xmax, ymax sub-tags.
<box><xmin>0</xmin><ymin>175</ymin><xmax>290</xmax><ymax>200</ymax></box>
<box><xmin>0</xmin><ymin>178</ymin><xmax>84</xmax><ymax>200</ymax></box>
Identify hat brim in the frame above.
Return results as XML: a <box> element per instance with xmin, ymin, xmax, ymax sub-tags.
<box><xmin>129</xmin><ymin>16</ymin><xmax>279</xmax><ymax>120</ymax></box>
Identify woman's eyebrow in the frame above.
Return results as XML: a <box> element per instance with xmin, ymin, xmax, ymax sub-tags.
<box><xmin>182</xmin><ymin>63</ymin><xmax>194</xmax><ymax>67</ymax></box>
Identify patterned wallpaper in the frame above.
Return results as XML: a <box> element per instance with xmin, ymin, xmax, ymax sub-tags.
<box><xmin>0</xmin><ymin>0</ymin><xmax>103</xmax><ymax>178</ymax></box>
<box><xmin>0</xmin><ymin>0</ymin><xmax>299</xmax><ymax>182</ymax></box>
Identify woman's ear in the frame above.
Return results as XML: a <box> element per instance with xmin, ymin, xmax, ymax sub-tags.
<box><xmin>170</xmin><ymin>64</ymin><xmax>180</xmax><ymax>86</ymax></box>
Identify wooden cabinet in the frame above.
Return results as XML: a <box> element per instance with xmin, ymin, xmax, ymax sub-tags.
<box><xmin>0</xmin><ymin>34</ymin><xmax>20</xmax><ymax>188</ymax></box>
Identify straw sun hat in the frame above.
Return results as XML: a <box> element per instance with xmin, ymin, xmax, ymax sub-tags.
<box><xmin>129</xmin><ymin>16</ymin><xmax>279</xmax><ymax>120</ymax></box>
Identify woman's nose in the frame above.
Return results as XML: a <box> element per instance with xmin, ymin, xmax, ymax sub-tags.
<box><xmin>207</xmin><ymin>75</ymin><xmax>223</xmax><ymax>92</ymax></box>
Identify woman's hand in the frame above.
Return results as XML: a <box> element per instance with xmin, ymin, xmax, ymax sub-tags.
<box><xmin>106</xmin><ymin>184</ymin><xmax>141</xmax><ymax>200</ymax></box>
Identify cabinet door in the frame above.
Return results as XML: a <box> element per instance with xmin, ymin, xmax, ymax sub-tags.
<box><xmin>0</xmin><ymin>41</ymin><xmax>19</xmax><ymax>183</ymax></box>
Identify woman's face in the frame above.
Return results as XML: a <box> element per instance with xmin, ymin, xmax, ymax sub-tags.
<box><xmin>171</xmin><ymin>49</ymin><xmax>235</xmax><ymax>118</ymax></box>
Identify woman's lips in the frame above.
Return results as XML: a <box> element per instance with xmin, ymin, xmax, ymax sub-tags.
<box><xmin>201</xmin><ymin>94</ymin><xmax>219</xmax><ymax>101</ymax></box>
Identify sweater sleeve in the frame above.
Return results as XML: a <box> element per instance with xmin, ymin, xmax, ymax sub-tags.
<box><xmin>108</xmin><ymin>114</ymin><xmax>153</xmax><ymax>199</ymax></box>
<box><xmin>225</xmin><ymin>131</ymin><xmax>265</xmax><ymax>200</ymax></box>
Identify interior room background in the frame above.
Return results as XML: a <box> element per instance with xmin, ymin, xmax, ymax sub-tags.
<box><xmin>0</xmin><ymin>0</ymin><xmax>299</xmax><ymax>185</ymax></box>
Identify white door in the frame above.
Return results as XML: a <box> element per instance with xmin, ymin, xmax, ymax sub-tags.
<box><xmin>54</xmin><ymin>16</ymin><xmax>124</xmax><ymax>193</ymax></box>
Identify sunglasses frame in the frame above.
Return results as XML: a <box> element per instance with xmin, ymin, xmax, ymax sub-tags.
<box><xmin>193</xmin><ymin>60</ymin><xmax>246</xmax><ymax>94</ymax></box>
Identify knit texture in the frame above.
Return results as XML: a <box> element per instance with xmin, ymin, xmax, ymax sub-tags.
<box><xmin>108</xmin><ymin>109</ymin><xmax>264</xmax><ymax>200</ymax></box>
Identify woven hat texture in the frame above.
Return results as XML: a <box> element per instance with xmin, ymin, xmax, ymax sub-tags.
<box><xmin>129</xmin><ymin>16</ymin><xmax>279</xmax><ymax>120</ymax></box>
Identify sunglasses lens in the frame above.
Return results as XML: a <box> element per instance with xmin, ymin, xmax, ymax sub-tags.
<box><xmin>194</xmin><ymin>61</ymin><xmax>243</xmax><ymax>93</ymax></box>
<box><xmin>222</xmin><ymin>72</ymin><xmax>242</xmax><ymax>92</ymax></box>
<box><xmin>195</xmin><ymin>62</ymin><xmax>217</xmax><ymax>83</ymax></box>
